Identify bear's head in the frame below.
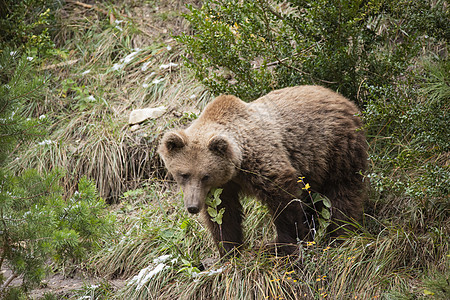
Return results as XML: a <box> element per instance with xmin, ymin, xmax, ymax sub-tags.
<box><xmin>158</xmin><ymin>130</ymin><xmax>242</xmax><ymax>214</ymax></box>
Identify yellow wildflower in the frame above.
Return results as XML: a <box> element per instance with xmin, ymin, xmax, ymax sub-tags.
<box><xmin>306</xmin><ymin>241</ymin><xmax>316</xmax><ymax>247</ymax></box>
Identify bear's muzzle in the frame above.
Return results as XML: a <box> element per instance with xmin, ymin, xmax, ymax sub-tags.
<box><xmin>182</xmin><ymin>184</ymin><xmax>207</xmax><ymax>215</ymax></box>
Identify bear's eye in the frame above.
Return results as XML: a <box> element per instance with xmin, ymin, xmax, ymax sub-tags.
<box><xmin>201</xmin><ymin>175</ymin><xmax>210</xmax><ymax>182</ymax></box>
<box><xmin>179</xmin><ymin>173</ymin><xmax>190</xmax><ymax>181</ymax></box>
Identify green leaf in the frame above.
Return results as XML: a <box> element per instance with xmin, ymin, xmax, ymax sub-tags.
<box><xmin>322</xmin><ymin>197</ymin><xmax>332</xmax><ymax>208</ymax></box>
<box><xmin>312</xmin><ymin>193</ymin><xmax>322</xmax><ymax>204</ymax></box>
<box><xmin>214</xmin><ymin>208</ymin><xmax>226</xmax><ymax>225</ymax></box>
<box><xmin>214</xmin><ymin>195</ymin><xmax>222</xmax><ymax>206</ymax></box>
<box><xmin>213</xmin><ymin>188</ymin><xmax>223</xmax><ymax>200</ymax></box>
<box><xmin>321</xmin><ymin>208</ymin><xmax>331</xmax><ymax>220</ymax></box>
<box><xmin>160</xmin><ymin>228</ymin><xmax>176</xmax><ymax>239</ymax></box>
<box><xmin>423</xmin><ymin>290</ymin><xmax>435</xmax><ymax>295</ymax></box>
<box><xmin>207</xmin><ymin>207</ymin><xmax>217</xmax><ymax>218</ymax></box>
<box><xmin>180</xmin><ymin>219</ymin><xmax>190</xmax><ymax>230</ymax></box>
<box><xmin>318</xmin><ymin>218</ymin><xmax>330</xmax><ymax>229</ymax></box>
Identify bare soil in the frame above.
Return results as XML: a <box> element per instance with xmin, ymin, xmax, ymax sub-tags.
<box><xmin>2</xmin><ymin>266</ymin><xmax>126</xmax><ymax>299</ymax></box>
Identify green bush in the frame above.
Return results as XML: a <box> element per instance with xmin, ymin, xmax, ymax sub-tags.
<box><xmin>0</xmin><ymin>171</ymin><xmax>114</xmax><ymax>292</ymax></box>
<box><xmin>0</xmin><ymin>60</ymin><xmax>114</xmax><ymax>295</ymax></box>
<box><xmin>177</xmin><ymin>0</ymin><xmax>448</xmax><ymax>102</ymax></box>
<box><xmin>0</xmin><ymin>0</ymin><xmax>60</xmax><ymax>165</ymax></box>
<box><xmin>0</xmin><ymin>49</ymin><xmax>47</xmax><ymax>165</ymax></box>
<box><xmin>364</xmin><ymin>58</ymin><xmax>449</xmax><ymax>224</ymax></box>
<box><xmin>0</xmin><ymin>0</ymin><xmax>59</xmax><ymax>56</ymax></box>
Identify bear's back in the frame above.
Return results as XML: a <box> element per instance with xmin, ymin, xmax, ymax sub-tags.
<box><xmin>253</xmin><ymin>85</ymin><xmax>359</xmax><ymax>117</ymax></box>
<box><xmin>248</xmin><ymin>85</ymin><xmax>365</xmax><ymax>185</ymax></box>
<box><xmin>247</xmin><ymin>86</ymin><xmax>361</xmax><ymax>137</ymax></box>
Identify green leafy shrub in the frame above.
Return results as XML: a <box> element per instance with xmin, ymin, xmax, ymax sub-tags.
<box><xmin>0</xmin><ymin>0</ymin><xmax>59</xmax><ymax>56</ymax></box>
<box><xmin>0</xmin><ymin>170</ymin><xmax>114</xmax><ymax>292</ymax></box>
<box><xmin>364</xmin><ymin>58</ymin><xmax>449</xmax><ymax>229</ymax></box>
<box><xmin>177</xmin><ymin>0</ymin><xmax>448</xmax><ymax>102</ymax></box>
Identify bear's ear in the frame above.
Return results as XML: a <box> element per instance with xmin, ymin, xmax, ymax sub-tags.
<box><xmin>208</xmin><ymin>135</ymin><xmax>228</xmax><ymax>156</ymax></box>
<box><xmin>208</xmin><ymin>135</ymin><xmax>242</xmax><ymax>166</ymax></box>
<box><xmin>159</xmin><ymin>131</ymin><xmax>186</xmax><ymax>155</ymax></box>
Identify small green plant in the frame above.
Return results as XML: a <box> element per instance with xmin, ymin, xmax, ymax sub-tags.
<box><xmin>121</xmin><ymin>188</ymin><xmax>146</xmax><ymax>210</ymax></box>
<box><xmin>178</xmin><ymin>258</ymin><xmax>201</xmax><ymax>277</ymax></box>
<box><xmin>60</xmin><ymin>78</ymin><xmax>107</xmax><ymax>111</ymax></box>
<box><xmin>205</xmin><ymin>188</ymin><xmax>225</xmax><ymax>225</ymax></box>
<box><xmin>122</xmin><ymin>188</ymin><xmax>145</xmax><ymax>200</ymax></box>
<box><xmin>311</xmin><ymin>193</ymin><xmax>332</xmax><ymax>242</ymax></box>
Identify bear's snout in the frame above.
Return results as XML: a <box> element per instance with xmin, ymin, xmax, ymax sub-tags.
<box><xmin>187</xmin><ymin>206</ymin><xmax>200</xmax><ymax>214</ymax></box>
<box><xmin>182</xmin><ymin>184</ymin><xmax>207</xmax><ymax>215</ymax></box>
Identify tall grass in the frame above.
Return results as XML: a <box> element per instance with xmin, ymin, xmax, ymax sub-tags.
<box><xmin>91</xmin><ymin>182</ymin><xmax>448</xmax><ymax>299</ymax></box>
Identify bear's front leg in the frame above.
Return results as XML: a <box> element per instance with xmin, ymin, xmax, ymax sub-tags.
<box><xmin>201</xmin><ymin>181</ymin><xmax>243</xmax><ymax>257</ymax></box>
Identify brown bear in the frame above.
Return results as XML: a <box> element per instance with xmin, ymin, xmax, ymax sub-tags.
<box><xmin>158</xmin><ymin>85</ymin><xmax>367</xmax><ymax>256</ymax></box>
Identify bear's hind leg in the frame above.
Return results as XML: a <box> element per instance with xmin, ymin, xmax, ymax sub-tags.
<box><xmin>257</xmin><ymin>171</ymin><xmax>310</xmax><ymax>255</ymax></box>
<box><xmin>324</xmin><ymin>183</ymin><xmax>364</xmax><ymax>239</ymax></box>
<box><xmin>271</xmin><ymin>200</ymin><xmax>310</xmax><ymax>255</ymax></box>
<box><xmin>202</xmin><ymin>181</ymin><xmax>243</xmax><ymax>257</ymax></box>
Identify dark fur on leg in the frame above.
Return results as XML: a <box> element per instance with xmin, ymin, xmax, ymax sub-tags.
<box><xmin>202</xmin><ymin>181</ymin><xmax>243</xmax><ymax>257</ymax></box>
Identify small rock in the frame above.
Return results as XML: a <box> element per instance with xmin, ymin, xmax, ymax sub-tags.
<box><xmin>128</xmin><ymin>106</ymin><xmax>166</xmax><ymax>124</ymax></box>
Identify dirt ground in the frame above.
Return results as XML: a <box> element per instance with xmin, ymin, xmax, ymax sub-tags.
<box><xmin>2</xmin><ymin>266</ymin><xmax>126</xmax><ymax>298</ymax></box>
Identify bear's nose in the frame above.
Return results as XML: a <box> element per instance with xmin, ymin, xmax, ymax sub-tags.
<box><xmin>187</xmin><ymin>206</ymin><xmax>200</xmax><ymax>214</ymax></box>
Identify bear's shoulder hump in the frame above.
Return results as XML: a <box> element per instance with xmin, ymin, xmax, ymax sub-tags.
<box><xmin>200</xmin><ymin>95</ymin><xmax>247</xmax><ymax>121</ymax></box>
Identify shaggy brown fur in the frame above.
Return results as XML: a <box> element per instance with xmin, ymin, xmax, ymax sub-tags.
<box><xmin>158</xmin><ymin>86</ymin><xmax>367</xmax><ymax>256</ymax></box>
